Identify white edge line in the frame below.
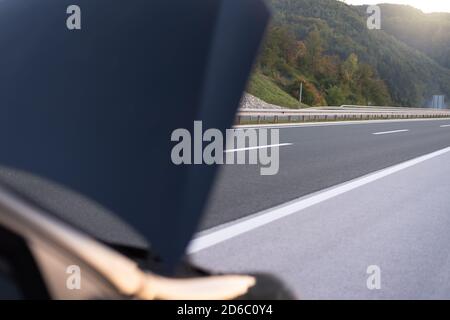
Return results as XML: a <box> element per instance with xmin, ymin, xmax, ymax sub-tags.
<box><xmin>440</xmin><ymin>125</ymin><xmax>450</xmax><ymax>128</ymax></box>
<box><xmin>188</xmin><ymin>145</ymin><xmax>450</xmax><ymax>254</ymax></box>
<box><xmin>224</xmin><ymin>143</ymin><xmax>292</xmax><ymax>153</ymax></box>
<box><xmin>372</xmin><ymin>129</ymin><xmax>409</xmax><ymax>135</ymax></box>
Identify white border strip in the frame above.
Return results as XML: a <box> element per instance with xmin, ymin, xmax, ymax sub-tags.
<box><xmin>188</xmin><ymin>145</ymin><xmax>450</xmax><ymax>254</ymax></box>
<box><xmin>234</xmin><ymin>117</ymin><xmax>450</xmax><ymax>130</ymax></box>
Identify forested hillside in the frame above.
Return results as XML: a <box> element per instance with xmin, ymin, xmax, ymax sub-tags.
<box><xmin>363</xmin><ymin>4</ymin><xmax>450</xmax><ymax>70</ymax></box>
<box><xmin>247</xmin><ymin>0</ymin><xmax>450</xmax><ymax>108</ymax></box>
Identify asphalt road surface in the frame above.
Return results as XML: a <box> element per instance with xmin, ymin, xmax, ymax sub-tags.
<box><xmin>190</xmin><ymin>118</ymin><xmax>450</xmax><ymax>299</ymax></box>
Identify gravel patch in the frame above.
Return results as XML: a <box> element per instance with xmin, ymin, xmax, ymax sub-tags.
<box><xmin>239</xmin><ymin>93</ymin><xmax>287</xmax><ymax>110</ymax></box>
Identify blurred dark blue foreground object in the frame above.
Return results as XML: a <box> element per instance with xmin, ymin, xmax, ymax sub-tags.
<box><xmin>0</xmin><ymin>0</ymin><xmax>269</xmax><ymax>269</ymax></box>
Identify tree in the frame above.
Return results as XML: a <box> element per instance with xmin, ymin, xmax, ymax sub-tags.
<box><xmin>304</xmin><ymin>28</ymin><xmax>324</xmax><ymax>73</ymax></box>
<box><xmin>341</xmin><ymin>53</ymin><xmax>359</xmax><ymax>84</ymax></box>
<box><xmin>326</xmin><ymin>86</ymin><xmax>346</xmax><ymax>106</ymax></box>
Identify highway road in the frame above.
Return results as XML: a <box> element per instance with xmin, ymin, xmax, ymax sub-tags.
<box><xmin>189</xmin><ymin>118</ymin><xmax>450</xmax><ymax>299</ymax></box>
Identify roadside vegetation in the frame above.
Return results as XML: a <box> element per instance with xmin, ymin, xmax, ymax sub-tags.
<box><xmin>247</xmin><ymin>0</ymin><xmax>450</xmax><ymax>109</ymax></box>
<box><xmin>247</xmin><ymin>72</ymin><xmax>305</xmax><ymax>108</ymax></box>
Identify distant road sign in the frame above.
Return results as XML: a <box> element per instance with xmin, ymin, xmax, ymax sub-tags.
<box><xmin>432</xmin><ymin>95</ymin><xmax>445</xmax><ymax>109</ymax></box>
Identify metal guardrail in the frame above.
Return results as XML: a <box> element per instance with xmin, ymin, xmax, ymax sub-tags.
<box><xmin>236</xmin><ymin>107</ymin><xmax>450</xmax><ymax>124</ymax></box>
<box><xmin>337</xmin><ymin>104</ymin><xmax>438</xmax><ymax>111</ymax></box>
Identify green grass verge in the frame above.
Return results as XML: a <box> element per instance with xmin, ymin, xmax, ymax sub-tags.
<box><xmin>247</xmin><ymin>72</ymin><xmax>303</xmax><ymax>109</ymax></box>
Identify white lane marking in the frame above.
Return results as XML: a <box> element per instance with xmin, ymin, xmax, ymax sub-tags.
<box><xmin>224</xmin><ymin>143</ymin><xmax>292</xmax><ymax>153</ymax></box>
<box><xmin>188</xmin><ymin>145</ymin><xmax>450</xmax><ymax>254</ymax></box>
<box><xmin>372</xmin><ymin>129</ymin><xmax>409</xmax><ymax>135</ymax></box>
<box><xmin>440</xmin><ymin>125</ymin><xmax>450</xmax><ymax>128</ymax></box>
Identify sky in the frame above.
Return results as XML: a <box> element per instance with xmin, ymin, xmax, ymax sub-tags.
<box><xmin>342</xmin><ymin>0</ymin><xmax>450</xmax><ymax>13</ymax></box>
